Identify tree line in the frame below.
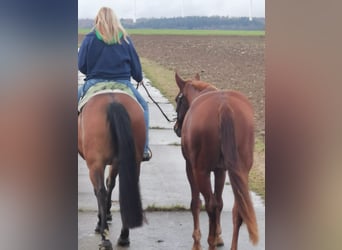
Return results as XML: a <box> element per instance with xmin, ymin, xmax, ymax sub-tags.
<box><xmin>79</xmin><ymin>16</ymin><xmax>265</xmax><ymax>30</ymax></box>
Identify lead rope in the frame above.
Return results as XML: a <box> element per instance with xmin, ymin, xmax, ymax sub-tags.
<box><xmin>137</xmin><ymin>81</ymin><xmax>177</xmax><ymax>123</ymax></box>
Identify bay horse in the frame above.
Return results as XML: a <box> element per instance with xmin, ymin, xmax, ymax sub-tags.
<box><xmin>78</xmin><ymin>91</ymin><xmax>145</xmax><ymax>250</ymax></box>
<box><xmin>173</xmin><ymin>72</ymin><xmax>258</xmax><ymax>250</ymax></box>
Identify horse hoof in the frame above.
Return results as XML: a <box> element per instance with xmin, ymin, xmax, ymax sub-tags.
<box><xmin>216</xmin><ymin>236</ymin><xmax>224</xmax><ymax>246</ymax></box>
<box><xmin>192</xmin><ymin>244</ymin><xmax>202</xmax><ymax>250</ymax></box>
<box><xmin>117</xmin><ymin>236</ymin><xmax>130</xmax><ymax>247</ymax></box>
<box><xmin>98</xmin><ymin>239</ymin><xmax>113</xmax><ymax>250</ymax></box>
<box><xmin>95</xmin><ymin>225</ymin><xmax>101</xmax><ymax>234</ymax></box>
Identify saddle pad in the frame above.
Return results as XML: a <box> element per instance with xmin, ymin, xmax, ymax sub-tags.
<box><xmin>78</xmin><ymin>82</ymin><xmax>137</xmax><ymax>112</ymax></box>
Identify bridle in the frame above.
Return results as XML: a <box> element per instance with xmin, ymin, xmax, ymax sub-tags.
<box><xmin>175</xmin><ymin>92</ymin><xmax>188</xmax><ymax>127</ymax></box>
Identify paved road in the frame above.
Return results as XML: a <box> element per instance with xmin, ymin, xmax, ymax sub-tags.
<box><xmin>78</xmin><ymin>75</ymin><xmax>265</xmax><ymax>249</ymax></box>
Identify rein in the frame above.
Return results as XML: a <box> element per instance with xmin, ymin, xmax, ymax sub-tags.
<box><xmin>137</xmin><ymin>81</ymin><xmax>176</xmax><ymax>123</ymax></box>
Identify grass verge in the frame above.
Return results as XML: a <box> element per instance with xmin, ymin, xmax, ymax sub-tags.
<box><xmin>145</xmin><ymin>204</ymin><xmax>188</xmax><ymax>212</ymax></box>
<box><xmin>141</xmin><ymin>58</ymin><xmax>265</xmax><ymax>202</ymax></box>
<box><xmin>145</xmin><ymin>204</ymin><xmax>207</xmax><ymax>212</ymax></box>
<box><xmin>249</xmin><ymin>137</ymin><xmax>265</xmax><ymax>201</ymax></box>
<box><xmin>140</xmin><ymin>58</ymin><xmax>178</xmax><ymax>106</ymax></box>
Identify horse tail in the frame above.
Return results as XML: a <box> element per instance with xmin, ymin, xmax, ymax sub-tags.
<box><xmin>107</xmin><ymin>102</ymin><xmax>143</xmax><ymax>229</ymax></box>
<box><xmin>219</xmin><ymin>103</ymin><xmax>259</xmax><ymax>245</ymax></box>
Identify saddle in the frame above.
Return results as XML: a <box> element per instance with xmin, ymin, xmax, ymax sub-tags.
<box><xmin>78</xmin><ymin>81</ymin><xmax>137</xmax><ymax>112</ymax></box>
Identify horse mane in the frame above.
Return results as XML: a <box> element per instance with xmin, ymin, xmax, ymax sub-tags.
<box><xmin>191</xmin><ymin>81</ymin><xmax>218</xmax><ymax>93</ymax></box>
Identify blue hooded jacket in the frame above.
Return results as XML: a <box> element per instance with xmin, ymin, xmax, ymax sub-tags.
<box><xmin>78</xmin><ymin>30</ymin><xmax>143</xmax><ymax>83</ymax></box>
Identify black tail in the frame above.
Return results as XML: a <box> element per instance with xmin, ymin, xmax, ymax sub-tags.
<box><xmin>219</xmin><ymin>104</ymin><xmax>259</xmax><ymax>245</ymax></box>
<box><xmin>107</xmin><ymin>102</ymin><xmax>143</xmax><ymax>228</ymax></box>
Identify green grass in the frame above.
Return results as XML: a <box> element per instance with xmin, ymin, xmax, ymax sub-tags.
<box><xmin>78</xmin><ymin>28</ymin><xmax>91</xmax><ymax>34</ymax></box>
<box><xmin>249</xmin><ymin>163</ymin><xmax>265</xmax><ymax>201</ymax></box>
<box><xmin>145</xmin><ymin>204</ymin><xmax>188</xmax><ymax>212</ymax></box>
<box><xmin>145</xmin><ymin>204</ymin><xmax>207</xmax><ymax>212</ymax></box>
<box><xmin>79</xmin><ymin>29</ymin><xmax>265</xmax><ymax>36</ymax></box>
<box><xmin>255</xmin><ymin>137</ymin><xmax>265</xmax><ymax>153</ymax></box>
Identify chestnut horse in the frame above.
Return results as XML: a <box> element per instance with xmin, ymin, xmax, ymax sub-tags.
<box><xmin>78</xmin><ymin>92</ymin><xmax>145</xmax><ymax>250</ymax></box>
<box><xmin>173</xmin><ymin>73</ymin><xmax>258</xmax><ymax>250</ymax></box>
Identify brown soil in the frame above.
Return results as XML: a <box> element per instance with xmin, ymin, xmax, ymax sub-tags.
<box><xmin>78</xmin><ymin>34</ymin><xmax>265</xmax><ymax>138</ymax></box>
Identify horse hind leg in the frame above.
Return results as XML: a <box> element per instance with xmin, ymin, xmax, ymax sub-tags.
<box><xmin>117</xmin><ymin>228</ymin><xmax>130</xmax><ymax>246</ymax></box>
<box><xmin>88</xmin><ymin>163</ymin><xmax>113</xmax><ymax>250</ymax></box>
<box><xmin>231</xmin><ymin>202</ymin><xmax>243</xmax><ymax>250</ymax></box>
<box><xmin>104</xmin><ymin>164</ymin><xmax>131</xmax><ymax>247</ymax></box>
<box><xmin>229</xmin><ymin>161</ymin><xmax>258</xmax><ymax>250</ymax></box>
<box><xmin>196</xmin><ymin>171</ymin><xmax>218</xmax><ymax>250</ymax></box>
<box><xmin>105</xmin><ymin>163</ymin><xmax>118</xmax><ymax>222</ymax></box>
<box><xmin>186</xmin><ymin>162</ymin><xmax>202</xmax><ymax>250</ymax></box>
<box><xmin>214</xmin><ymin>168</ymin><xmax>226</xmax><ymax>247</ymax></box>
<box><xmin>190</xmin><ymin>196</ymin><xmax>202</xmax><ymax>250</ymax></box>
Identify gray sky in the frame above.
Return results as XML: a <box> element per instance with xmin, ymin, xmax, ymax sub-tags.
<box><xmin>78</xmin><ymin>0</ymin><xmax>265</xmax><ymax>19</ymax></box>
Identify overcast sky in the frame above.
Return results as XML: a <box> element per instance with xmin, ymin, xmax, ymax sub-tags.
<box><xmin>78</xmin><ymin>0</ymin><xmax>265</xmax><ymax>19</ymax></box>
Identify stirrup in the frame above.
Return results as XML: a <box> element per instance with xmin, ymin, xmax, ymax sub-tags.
<box><xmin>142</xmin><ymin>148</ymin><xmax>152</xmax><ymax>162</ymax></box>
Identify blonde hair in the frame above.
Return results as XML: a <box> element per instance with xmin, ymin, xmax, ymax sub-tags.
<box><xmin>94</xmin><ymin>7</ymin><xmax>128</xmax><ymax>44</ymax></box>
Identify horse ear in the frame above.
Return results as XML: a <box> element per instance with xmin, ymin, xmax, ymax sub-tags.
<box><xmin>194</xmin><ymin>73</ymin><xmax>200</xmax><ymax>80</ymax></box>
<box><xmin>175</xmin><ymin>71</ymin><xmax>185</xmax><ymax>90</ymax></box>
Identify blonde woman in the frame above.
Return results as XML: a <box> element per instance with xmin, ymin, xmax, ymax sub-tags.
<box><xmin>78</xmin><ymin>6</ymin><xmax>151</xmax><ymax>161</ymax></box>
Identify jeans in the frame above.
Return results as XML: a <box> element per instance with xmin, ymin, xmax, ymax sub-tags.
<box><xmin>78</xmin><ymin>78</ymin><xmax>105</xmax><ymax>102</ymax></box>
<box><xmin>78</xmin><ymin>79</ymin><xmax>150</xmax><ymax>153</ymax></box>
